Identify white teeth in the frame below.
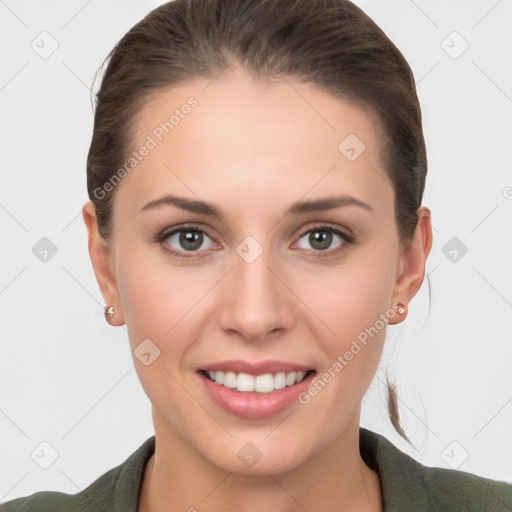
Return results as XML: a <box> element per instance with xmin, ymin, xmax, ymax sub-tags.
<box><xmin>223</xmin><ymin>371</ymin><xmax>237</xmax><ymax>388</ymax></box>
<box><xmin>255</xmin><ymin>373</ymin><xmax>274</xmax><ymax>393</ymax></box>
<box><xmin>237</xmin><ymin>373</ymin><xmax>255</xmax><ymax>392</ymax></box>
<box><xmin>273</xmin><ymin>372</ymin><xmax>287</xmax><ymax>390</ymax></box>
<box><xmin>204</xmin><ymin>369</ymin><xmax>310</xmax><ymax>393</ymax></box>
<box><xmin>285</xmin><ymin>372</ymin><xmax>297</xmax><ymax>386</ymax></box>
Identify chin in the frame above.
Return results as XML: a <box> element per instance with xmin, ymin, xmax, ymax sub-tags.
<box><xmin>198</xmin><ymin>436</ymin><xmax>312</xmax><ymax>476</ymax></box>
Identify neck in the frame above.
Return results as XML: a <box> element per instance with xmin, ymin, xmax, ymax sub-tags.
<box><xmin>138</xmin><ymin>413</ymin><xmax>382</xmax><ymax>512</ymax></box>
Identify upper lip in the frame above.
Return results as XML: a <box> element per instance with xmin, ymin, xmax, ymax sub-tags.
<box><xmin>198</xmin><ymin>359</ymin><xmax>314</xmax><ymax>375</ymax></box>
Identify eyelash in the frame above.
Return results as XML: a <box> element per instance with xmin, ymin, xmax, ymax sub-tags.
<box><xmin>154</xmin><ymin>223</ymin><xmax>355</xmax><ymax>259</ymax></box>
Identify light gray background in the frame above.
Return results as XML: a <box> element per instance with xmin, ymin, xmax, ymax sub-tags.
<box><xmin>1</xmin><ymin>0</ymin><xmax>511</xmax><ymax>501</ymax></box>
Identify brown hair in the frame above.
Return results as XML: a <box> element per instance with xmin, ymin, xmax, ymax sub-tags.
<box><xmin>87</xmin><ymin>0</ymin><xmax>430</xmax><ymax>442</ymax></box>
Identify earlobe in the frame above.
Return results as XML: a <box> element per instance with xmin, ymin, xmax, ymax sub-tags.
<box><xmin>82</xmin><ymin>201</ymin><xmax>125</xmax><ymax>326</ymax></box>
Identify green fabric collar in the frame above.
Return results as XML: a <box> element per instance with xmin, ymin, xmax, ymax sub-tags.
<box><xmin>359</xmin><ymin>427</ymin><xmax>432</xmax><ymax>510</ymax></box>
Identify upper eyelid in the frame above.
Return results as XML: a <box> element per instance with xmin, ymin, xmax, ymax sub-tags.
<box><xmin>159</xmin><ymin>223</ymin><xmax>216</xmax><ymax>242</ymax></box>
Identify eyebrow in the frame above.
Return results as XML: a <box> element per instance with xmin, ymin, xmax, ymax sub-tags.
<box><xmin>140</xmin><ymin>193</ymin><xmax>373</xmax><ymax>220</ymax></box>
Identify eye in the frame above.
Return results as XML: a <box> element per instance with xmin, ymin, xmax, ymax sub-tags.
<box><xmin>155</xmin><ymin>223</ymin><xmax>354</xmax><ymax>259</ymax></box>
<box><xmin>294</xmin><ymin>224</ymin><xmax>354</xmax><ymax>256</ymax></box>
<box><xmin>157</xmin><ymin>225</ymin><xmax>216</xmax><ymax>258</ymax></box>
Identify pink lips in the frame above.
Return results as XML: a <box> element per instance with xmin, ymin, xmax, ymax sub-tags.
<box><xmin>197</xmin><ymin>359</ymin><xmax>316</xmax><ymax>419</ymax></box>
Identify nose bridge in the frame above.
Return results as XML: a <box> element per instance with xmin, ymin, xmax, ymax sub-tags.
<box><xmin>217</xmin><ymin>236</ymin><xmax>292</xmax><ymax>340</ymax></box>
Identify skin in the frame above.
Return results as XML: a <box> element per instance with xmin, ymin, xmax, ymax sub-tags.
<box><xmin>83</xmin><ymin>64</ymin><xmax>432</xmax><ymax>512</ymax></box>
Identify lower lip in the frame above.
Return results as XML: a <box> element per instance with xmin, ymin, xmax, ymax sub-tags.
<box><xmin>198</xmin><ymin>370</ymin><xmax>316</xmax><ymax>419</ymax></box>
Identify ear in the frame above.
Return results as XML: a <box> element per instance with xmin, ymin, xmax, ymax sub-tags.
<box><xmin>82</xmin><ymin>200</ymin><xmax>125</xmax><ymax>326</ymax></box>
<box><xmin>388</xmin><ymin>206</ymin><xmax>432</xmax><ymax>325</ymax></box>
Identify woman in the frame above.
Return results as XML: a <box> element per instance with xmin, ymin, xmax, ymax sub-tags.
<box><xmin>2</xmin><ymin>0</ymin><xmax>511</xmax><ymax>510</ymax></box>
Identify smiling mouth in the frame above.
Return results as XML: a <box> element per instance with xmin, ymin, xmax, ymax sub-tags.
<box><xmin>198</xmin><ymin>369</ymin><xmax>316</xmax><ymax>394</ymax></box>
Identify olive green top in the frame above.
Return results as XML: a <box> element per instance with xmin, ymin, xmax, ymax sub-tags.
<box><xmin>1</xmin><ymin>428</ymin><xmax>511</xmax><ymax>511</ymax></box>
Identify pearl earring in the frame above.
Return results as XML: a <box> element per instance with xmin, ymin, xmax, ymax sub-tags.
<box><xmin>395</xmin><ymin>302</ymin><xmax>407</xmax><ymax>314</ymax></box>
<box><xmin>104</xmin><ymin>305</ymin><xmax>115</xmax><ymax>320</ymax></box>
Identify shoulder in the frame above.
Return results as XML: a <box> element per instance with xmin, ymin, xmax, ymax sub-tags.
<box><xmin>419</xmin><ymin>464</ymin><xmax>512</xmax><ymax>511</ymax></box>
<box><xmin>0</xmin><ymin>464</ymin><xmax>122</xmax><ymax>512</ymax></box>
<box><xmin>360</xmin><ymin>427</ymin><xmax>512</xmax><ymax>511</ymax></box>
<box><xmin>0</xmin><ymin>436</ymin><xmax>155</xmax><ymax>512</ymax></box>
<box><xmin>0</xmin><ymin>490</ymin><xmax>94</xmax><ymax>512</ymax></box>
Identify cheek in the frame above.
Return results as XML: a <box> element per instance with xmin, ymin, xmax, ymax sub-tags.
<box><xmin>115</xmin><ymin>249</ymin><xmax>223</xmax><ymax>393</ymax></box>
<box><xmin>115</xmin><ymin>255</ymin><xmax>203</xmax><ymax>411</ymax></box>
<box><xmin>114</xmin><ymin>245</ymin><xmax>194</xmax><ymax>363</ymax></box>
<box><xmin>115</xmin><ymin>237</ymin><xmax>192</xmax><ymax>330</ymax></box>
<box><xmin>303</xmin><ymin>257</ymin><xmax>394</xmax><ymax>338</ymax></box>
<box><xmin>299</xmin><ymin>253</ymin><xmax>395</xmax><ymax>389</ymax></box>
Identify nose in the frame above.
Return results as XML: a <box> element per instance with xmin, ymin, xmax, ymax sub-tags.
<box><xmin>217</xmin><ymin>243</ymin><xmax>295</xmax><ymax>342</ymax></box>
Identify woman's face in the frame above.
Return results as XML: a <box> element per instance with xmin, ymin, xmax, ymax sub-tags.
<box><xmin>85</xmin><ymin>65</ymin><xmax>429</xmax><ymax>475</ymax></box>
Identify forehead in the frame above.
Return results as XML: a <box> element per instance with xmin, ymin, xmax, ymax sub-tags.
<box><xmin>115</xmin><ymin>66</ymin><xmax>393</xmax><ymax>220</ymax></box>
